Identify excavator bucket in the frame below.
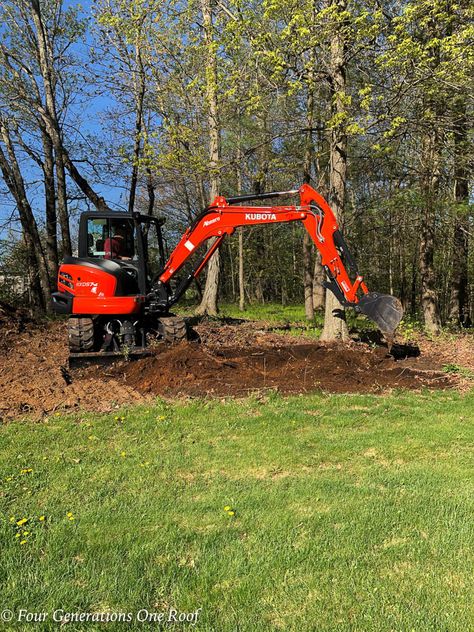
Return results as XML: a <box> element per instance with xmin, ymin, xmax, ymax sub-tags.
<box><xmin>356</xmin><ymin>292</ymin><xmax>404</xmax><ymax>335</ymax></box>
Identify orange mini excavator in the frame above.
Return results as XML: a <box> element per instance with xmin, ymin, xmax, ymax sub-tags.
<box><xmin>52</xmin><ymin>184</ymin><xmax>403</xmax><ymax>359</ymax></box>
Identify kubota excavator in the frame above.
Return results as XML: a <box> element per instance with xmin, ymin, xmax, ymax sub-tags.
<box><xmin>52</xmin><ymin>184</ymin><xmax>403</xmax><ymax>359</ymax></box>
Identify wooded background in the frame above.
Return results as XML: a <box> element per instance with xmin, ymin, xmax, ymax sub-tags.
<box><xmin>0</xmin><ymin>0</ymin><xmax>472</xmax><ymax>338</ymax></box>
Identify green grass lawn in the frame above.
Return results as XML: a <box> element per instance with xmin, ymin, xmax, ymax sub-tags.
<box><xmin>178</xmin><ymin>300</ymin><xmax>317</xmax><ymax>323</ymax></box>
<box><xmin>179</xmin><ymin>302</ymin><xmax>327</xmax><ymax>339</ymax></box>
<box><xmin>216</xmin><ymin>302</ymin><xmax>316</xmax><ymax>323</ymax></box>
<box><xmin>178</xmin><ymin>301</ymin><xmax>380</xmax><ymax>339</ymax></box>
<box><xmin>1</xmin><ymin>391</ymin><xmax>474</xmax><ymax>631</ymax></box>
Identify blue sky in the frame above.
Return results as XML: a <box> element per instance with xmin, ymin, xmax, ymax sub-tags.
<box><xmin>0</xmin><ymin>0</ymin><xmax>132</xmax><ymax>243</ymax></box>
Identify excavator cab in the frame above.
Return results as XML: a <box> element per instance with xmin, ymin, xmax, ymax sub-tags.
<box><xmin>81</xmin><ymin>211</ymin><xmax>167</xmax><ymax>290</ymax></box>
<box><xmin>52</xmin><ymin>211</ymin><xmax>166</xmax><ymax>315</ymax></box>
<box><xmin>51</xmin><ymin>212</ymin><xmax>187</xmax><ymax>359</ymax></box>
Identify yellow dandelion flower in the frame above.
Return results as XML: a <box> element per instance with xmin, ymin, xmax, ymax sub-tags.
<box><xmin>227</xmin><ymin>511</ymin><xmax>235</xmax><ymax>516</ymax></box>
<box><xmin>68</xmin><ymin>516</ymin><xmax>75</xmax><ymax>521</ymax></box>
<box><xmin>120</xmin><ymin>416</ymin><xmax>125</xmax><ymax>421</ymax></box>
<box><xmin>55</xmin><ymin>412</ymin><xmax>61</xmax><ymax>417</ymax></box>
<box><xmin>16</xmin><ymin>518</ymin><xmax>28</xmax><ymax>526</ymax></box>
<box><xmin>20</xmin><ymin>540</ymin><xmax>27</xmax><ymax>545</ymax></box>
<box><xmin>66</xmin><ymin>512</ymin><xmax>73</xmax><ymax>518</ymax></box>
<box><xmin>9</xmin><ymin>516</ymin><xmax>15</xmax><ymax>523</ymax></box>
<box><xmin>114</xmin><ymin>416</ymin><xmax>120</xmax><ymax>421</ymax></box>
<box><xmin>20</xmin><ymin>468</ymin><xmax>33</xmax><ymax>475</ymax></box>
<box><xmin>39</xmin><ymin>516</ymin><xmax>45</xmax><ymax>522</ymax></box>
<box><xmin>224</xmin><ymin>506</ymin><xmax>231</xmax><ymax>512</ymax></box>
<box><xmin>120</xmin><ymin>451</ymin><xmax>126</xmax><ymax>457</ymax></box>
<box><xmin>23</xmin><ymin>531</ymin><xmax>29</xmax><ymax>536</ymax></box>
<box><xmin>15</xmin><ymin>533</ymin><xmax>21</xmax><ymax>538</ymax></box>
<box><xmin>6</xmin><ymin>476</ymin><xmax>13</xmax><ymax>482</ymax></box>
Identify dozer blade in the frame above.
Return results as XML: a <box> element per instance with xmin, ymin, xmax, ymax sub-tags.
<box><xmin>68</xmin><ymin>349</ymin><xmax>153</xmax><ymax>369</ymax></box>
<box><xmin>356</xmin><ymin>292</ymin><xmax>403</xmax><ymax>335</ymax></box>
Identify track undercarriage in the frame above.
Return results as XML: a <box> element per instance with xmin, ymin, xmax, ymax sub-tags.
<box><xmin>67</xmin><ymin>314</ymin><xmax>187</xmax><ymax>363</ymax></box>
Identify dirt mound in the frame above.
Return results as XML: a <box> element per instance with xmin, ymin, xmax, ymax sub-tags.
<box><xmin>0</xmin><ymin>321</ymin><xmax>146</xmax><ymax>420</ymax></box>
<box><xmin>193</xmin><ymin>319</ymin><xmax>310</xmax><ymax>349</ymax></box>
<box><xmin>114</xmin><ymin>341</ymin><xmax>451</xmax><ymax>397</ymax></box>
<box><xmin>0</xmin><ymin>317</ymin><xmax>465</xmax><ymax>420</ymax></box>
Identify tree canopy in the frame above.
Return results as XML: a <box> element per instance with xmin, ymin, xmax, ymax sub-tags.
<box><xmin>0</xmin><ymin>0</ymin><xmax>472</xmax><ymax>330</ymax></box>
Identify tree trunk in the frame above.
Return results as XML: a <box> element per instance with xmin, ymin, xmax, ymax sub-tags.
<box><xmin>41</xmin><ymin>128</ymin><xmax>58</xmax><ymax>285</ymax></box>
<box><xmin>8</xmin><ymin>120</ymin><xmax>59</xmax><ymax>285</ymax></box>
<box><xmin>238</xmin><ymin>228</ymin><xmax>245</xmax><ymax>311</ymax></box>
<box><xmin>30</xmin><ymin>0</ymin><xmax>112</xmax><ymax>216</ymax></box>
<box><xmin>128</xmin><ymin>42</ymin><xmax>146</xmax><ymax>214</ymax></box>
<box><xmin>320</xmin><ymin>0</ymin><xmax>349</xmax><ymax>342</ymax></box>
<box><xmin>419</xmin><ymin>214</ymin><xmax>440</xmax><ymax>333</ymax></box>
<box><xmin>195</xmin><ymin>0</ymin><xmax>221</xmax><ymax>317</ymax></box>
<box><xmin>410</xmin><ymin>243</ymin><xmax>418</xmax><ymax>317</ymax></box>
<box><xmin>312</xmin><ymin>256</ymin><xmax>325</xmax><ymax>310</ymax></box>
<box><xmin>55</xmin><ymin>149</ymin><xmax>71</xmax><ymax>256</ymax></box>
<box><xmin>251</xmin><ymin>115</ymin><xmax>269</xmax><ymax>305</ymax></box>
<box><xmin>419</xmin><ymin>127</ymin><xmax>442</xmax><ymax>334</ymax></box>
<box><xmin>236</xmin><ymin>136</ymin><xmax>245</xmax><ymax>311</ymax></box>
<box><xmin>303</xmin><ymin>64</ymin><xmax>315</xmax><ymax>320</ymax></box>
<box><xmin>449</xmin><ymin>219</ymin><xmax>469</xmax><ymax>327</ymax></box>
<box><xmin>0</xmin><ymin>122</ymin><xmax>51</xmax><ymax>310</ymax></box>
<box><xmin>30</xmin><ymin>0</ymin><xmax>71</xmax><ymax>255</ymax></box>
<box><xmin>398</xmin><ymin>217</ymin><xmax>408</xmax><ymax>311</ymax></box>
<box><xmin>449</xmin><ymin>97</ymin><xmax>469</xmax><ymax>326</ymax></box>
<box><xmin>197</xmin><ymin>250</ymin><xmax>220</xmax><ymax>315</ymax></box>
<box><xmin>23</xmin><ymin>231</ymin><xmax>44</xmax><ymax>314</ymax></box>
<box><xmin>146</xmin><ymin>167</ymin><xmax>155</xmax><ymax>216</ymax></box>
<box><xmin>303</xmin><ymin>232</ymin><xmax>314</xmax><ymax>319</ymax></box>
<box><xmin>313</xmin><ymin>114</ymin><xmax>327</xmax><ymax>312</ymax></box>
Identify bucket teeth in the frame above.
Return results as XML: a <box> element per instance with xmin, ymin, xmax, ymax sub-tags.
<box><xmin>356</xmin><ymin>293</ymin><xmax>403</xmax><ymax>335</ymax></box>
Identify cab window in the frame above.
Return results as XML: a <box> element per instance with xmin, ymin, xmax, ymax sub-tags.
<box><xmin>87</xmin><ymin>218</ymin><xmax>135</xmax><ymax>260</ymax></box>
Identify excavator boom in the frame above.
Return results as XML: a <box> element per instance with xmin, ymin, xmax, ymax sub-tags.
<box><xmin>153</xmin><ymin>184</ymin><xmax>403</xmax><ymax>334</ymax></box>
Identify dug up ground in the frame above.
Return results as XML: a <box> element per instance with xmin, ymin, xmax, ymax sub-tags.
<box><xmin>1</xmin><ymin>303</ymin><xmax>473</xmax><ymax>420</ymax></box>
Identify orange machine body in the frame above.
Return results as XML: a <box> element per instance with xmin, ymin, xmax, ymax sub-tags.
<box><xmin>52</xmin><ymin>185</ymin><xmax>403</xmax><ymax>345</ymax></box>
<box><xmin>58</xmin><ymin>263</ymin><xmax>142</xmax><ymax>315</ymax></box>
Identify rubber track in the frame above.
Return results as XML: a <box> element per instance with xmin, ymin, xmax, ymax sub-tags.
<box><xmin>68</xmin><ymin>317</ymin><xmax>95</xmax><ymax>352</ymax></box>
<box><xmin>159</xmin><ymin>316</ymin><xmax>187</xmax><ymax>343</ymax></box>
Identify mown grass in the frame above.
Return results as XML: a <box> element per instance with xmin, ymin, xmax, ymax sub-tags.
<box><xmin>178</xmin><ymin>302</ymin><xmax>374</xmax><ymax>339</ymax></box>
<box><xmin>1</xmin><ymin>391</ymin><xmax>474</xmax><ymax>631</ymax></box>
<box><xmin>217</xmin><ymin>302</ymin><xmax>326</xmax><ymax>339</ymax></box>
<box><xmin>180</xmin><ymin>301</ymin><xmax>474</xmax><ymax>343</ymax></box>
<box><xmin>177</xmin><ymin>300</ymin><xmax>316</xmax><ymax>323</ymax></box>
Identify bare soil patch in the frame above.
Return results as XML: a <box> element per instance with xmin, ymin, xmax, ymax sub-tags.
<box><xmin>115</xmin><ymin>339</ymin><xmax>451</xmax><ymax>398</ymax></box>
<box><xmin>0</xmin><ymin>313</ymin><xmax>468</xmax><ymax>420</ymax></box>
<box><xmin>0</xmin><ymin>318</ymin><xmax>143</xmax><ymax>420</ymax></box>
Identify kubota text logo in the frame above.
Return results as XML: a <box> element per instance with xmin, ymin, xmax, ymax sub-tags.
<box><xmin>245</xmin><ymin>213</ymin><xmax>277</xmax><ymax>221</ymax></box>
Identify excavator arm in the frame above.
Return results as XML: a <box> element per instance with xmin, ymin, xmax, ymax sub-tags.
<box><xmin>153</xmin><ymin>184</ymin><xmax>403</xmax><ymax>334</ymax></box>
